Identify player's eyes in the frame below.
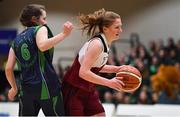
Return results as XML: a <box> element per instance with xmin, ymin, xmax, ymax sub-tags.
<box><xmin>115</xmin><ymin>26</ymin><xmax>120</xmax><ymax>29</ymax></box>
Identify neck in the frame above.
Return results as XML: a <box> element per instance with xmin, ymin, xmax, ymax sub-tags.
<box><xmin>107</xmin><ymin>39</ymin><xmax>113</xmax><ymax>45</ymax></box>
<box><xmin>103</xmin><ymin>34</ymin><xmax>112</xmax><ymax>45</ymax></box>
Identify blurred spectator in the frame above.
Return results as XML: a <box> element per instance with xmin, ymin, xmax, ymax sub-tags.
<box><xmin>151</xmin><ymin>92</ymin><xmax>159</xmax><ymax>104</ymax></box>
<box><xmin>123</xmin><ymin>95</ymin><xmax>130</xmax><ymax>104</ymax></box>
<box><xmin>130</xmin><ymin>33</ymin><xmax>141</xmax><ymax>49</ymax></box>
<box><xmin>0</xmin><ymin>94</ymin><xmax>6</xmax><ymax>101</ymax></box>
<box><xmin>111</xmin><ymin>44</ymin><xmax>120</xmax><ymax>66</ymax></box>
<box><xmin>137</xmin><ymin>86</ymin><xmax>152</xmax><ymax>104</ymax></box>
<box><xmin>135</xmin><ymin>58</ymin><xmax>150</xmax><ymax>87</ymax></box>
<box><xmin>157</xmin><ymin>91</ymin><xmax>180</xmax><ymax>104</ymax></box>
<box><xmin>169</xmin><ymin>49</ymin><xmax>178</xmax><ymax>64</ymax></box>
<box><xmin>175</xmin><ymin>40</ymin><xmax>180</xmax><ymax>62</ymax></box>
<box><xmin>149</xmin><ymin>56</ymin><xmax>159</xmax><ymax>75</ymax></box>
<box><xmin>158</xmin><ymin>47</ymin><xmax>172</xmax><ymax>65</ymax></box>
<box><xmin>148</xmin><ymin>40</ymin><xmax>158</xmax><ymax>57</ymax></box>
<box><xmin>175</xmin><ymin>62</ymin><xmax>180</xmax><ymax>71</ymax></box>
<box><xmin>127</xmin><ymin>48</ymin><xmax>137</xmax><ymax>66</ymax></box>
<box><xmin>118</xmin><ymin>53</ymin><xmax>128</xmax><ymax>65</ymax></box>
<box><xmin>157</xmin><ymin>39</ymin><xmax>164</xmax><ymax>50</ymax></box>
<box><xmin>167</xmin><ymin>37</ymin><xmax>176</xmax><ymax>50</ymax></box>
<box><xmin>113</xmin><ymin>91</ymin><xmax>125</xmax><ymax>105</ymax></box>
<box><xmin>103</xmin><ymin>91</ymin><xmax>113</xmax><ymax>103</ymax></box>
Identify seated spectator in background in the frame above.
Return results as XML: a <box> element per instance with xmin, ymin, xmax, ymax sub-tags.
<box><xmin>175</xmin><ymin>62</ymin><xmax>180</xmax><ymax>71</ymax></box>
<box><xmin>149</xmin><ymin>56</ymin><xmax>159</xmax><ymax>75</ymax></box>
<box><xmin>151</xmin><ymin>92</ymin><xmax>159</xmax><ymax>104</ymax></box>
<box><xmin>103</xmin><ymin>91</ymin><xmax>114</xmax><ymax>103</ymax></box>
<box><xmin>137</xmin><ymin>86</ymin><xmax>152</xmax><ymax>104</ymax></box>
<box><xmin>167</xmin><ymin>37</ymin><xmax>176</xmax><ymax>50</ymax></box>
<box><xmin>158</xmin><ymin>47</ymin><xmax>172</xmax><ymax>65</ymax></box>
<box><xmin>113</xmin><ymin>91</ymin><xmax>125</xmax><ymax>105</ymax></box>
<box><xmin>148</xmin><ymin>40</ymin><xmax>158</xmax><ymax>57</ymax></box>
<box><xmin>123</xmin><ymin>94</ymin><xmax>130</xmax><ymax>104</ymax></box>
<box><xmin>0</xmin><ymin>94</ymin><xmax>6</xmax><ymax>102</ymax></box>
<box><xmin>129</xmin><ymin>33</ymin><xmax>140</xmax><ymax>49</ymax></box>
<box><xmin>175</xmin><ymin>40</ymin><xmax>180</xmax><ymax>62</ymax></box>
<box><xmin>127</xmin><ymin>49</ymin><xmax>137</xmax><ymax>66</ymax></box>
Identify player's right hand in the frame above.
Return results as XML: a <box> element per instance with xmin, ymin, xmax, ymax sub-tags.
<box><xmin>8</xmin><ymin>88</ymin><xmax>17</xmax><ymax>101</ymax></box>
<box><xmin>62</xmin><ymin>21</ymin><xmax>73</xmax><ymax>37</ymax></box>
<box><xmin>108</xmin><ymin>77</ymin><xmax>125</xmax><ymax>91</ymax></box>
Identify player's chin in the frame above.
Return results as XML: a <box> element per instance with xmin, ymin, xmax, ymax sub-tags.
<box><xmin>114</xmin><ymin>35</ymin><xmax>120</xmax><ymax>40</ymax></box>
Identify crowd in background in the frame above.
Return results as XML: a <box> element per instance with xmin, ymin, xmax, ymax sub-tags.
<box><xmin>0</xmin><ymin>33</ymin><xmax>180</xmax><ymax>105</ymax></box>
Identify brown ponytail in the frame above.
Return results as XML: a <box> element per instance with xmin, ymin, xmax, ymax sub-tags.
<box><xmin>78</xmin><ymin>8</ymin><xmax>120</xmax><ymax>37</ymax></box>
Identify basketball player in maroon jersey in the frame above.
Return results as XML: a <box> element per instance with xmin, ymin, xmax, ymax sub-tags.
<box><xmin>62</xmin><ymin>8</ymin><xmax>125</xmax><ymax>116</ymax></box>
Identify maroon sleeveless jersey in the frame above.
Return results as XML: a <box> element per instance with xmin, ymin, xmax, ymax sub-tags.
<box><xmin>62</xmin><ymin>55</ymin><xmax>104</xmax><ymax>92</ymax></box>
<box><xmin>62</xmin><ymin>34</ymin><xmax>108</xmax><ymax>92</ymax></box>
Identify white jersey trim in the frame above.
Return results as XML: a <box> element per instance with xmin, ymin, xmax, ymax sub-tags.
<box><xmin>78</xmin><ymin>34</ymin><xmax>109</xmax><ymax>68</ymax></box>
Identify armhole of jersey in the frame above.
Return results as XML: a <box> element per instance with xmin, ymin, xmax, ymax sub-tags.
<box><xmin>16</xmin><ymin>59</ymin><xmax>22</xmax><ymax>71</ymax></box>
<box><xmin>44</xmin><ymin>25</ymin><xmax>53</xmax><ymax>37</ymax></box>
<box><xmin>11</xmin><ymin>41</ymin><xmax>14</xmax><ymax>50</ymax></box>
<box><xmin>96</xmin><ymin>35</ymin><xmax>108</xmax><ymax>53</ymax></box>
<box><xmin>34</xmin><ymin>25</ymin><xmax>43</xmax><ymax>37</ymax></box>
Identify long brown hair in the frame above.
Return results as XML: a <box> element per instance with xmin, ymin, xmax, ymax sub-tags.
<box><xmin>20</xmin><ymin>4</ymin><xmax>45</xmax><ymax>27</ymax></box>
<box><xmin>79</xmin><ymin>8</ymin><xmax>120</xmax><ymax>37</ymax></box>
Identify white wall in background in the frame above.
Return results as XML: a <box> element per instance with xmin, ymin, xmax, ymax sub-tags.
<box><xmin>121</xmin><ymin>0</ymin><xmax>180</xmax><ymax>46</ymax></box>
<box><xmin>1</xmin><ymin>0</ymin><xmax>180</xmax><ymax>65</ymax></box>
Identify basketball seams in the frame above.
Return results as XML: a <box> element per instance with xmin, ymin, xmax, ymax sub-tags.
<box><xmin>116</xmin><ymin>71</ymin><xmax>142</xmax><ymax>92</ymax></box>
<box><xmin>117</xmin><ymin>71</ymin><xmax>142</xmax><ymax>82</ymax></box>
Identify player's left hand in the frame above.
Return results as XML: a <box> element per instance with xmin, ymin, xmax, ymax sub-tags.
<box><xmin>116</xmin><ymin>65</ymin><xmax>126</xmax><ymax>73</ymax></box>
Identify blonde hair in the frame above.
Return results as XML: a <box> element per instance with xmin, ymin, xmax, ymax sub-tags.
<box><xmin>79</xmin><ymin>8</ymin><xmax>120</xmax><ymax>37</ymax></box>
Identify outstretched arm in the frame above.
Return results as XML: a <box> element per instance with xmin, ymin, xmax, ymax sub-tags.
<box><xmin>5</xmin><ymin>48</ymin><xmax>17</xmax><ymax>101</ymax></box>
<box><xmin>36</xmin><ymin>21</ymin><xmax>73</xmax><ymax>51</ymax></box>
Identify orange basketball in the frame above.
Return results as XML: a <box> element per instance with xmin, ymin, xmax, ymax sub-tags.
<box><xmin>116</xmin><ymin>65</ymin><xmax>142</xmax><ymax>92</ymax></box>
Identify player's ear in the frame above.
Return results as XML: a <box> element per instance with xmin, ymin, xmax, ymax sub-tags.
<box><xmin>31</xmin><ymin>16</ymin><xmax>37</xmax><ymax>23</ymax></box>
<box><xmin>103</xmin><ymin>26</ymin><xmax>108</xmax><ymax>32</ymax></box>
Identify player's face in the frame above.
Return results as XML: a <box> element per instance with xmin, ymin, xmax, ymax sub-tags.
<box><xmin>104</xmin><ymin>18</ymin><xmax>122</xmax><ymax>42</ymax></box>
<box><xmin>37</xmin><ymin>10</ymin><xmax>47</xmax><ymax>25</ymax></box>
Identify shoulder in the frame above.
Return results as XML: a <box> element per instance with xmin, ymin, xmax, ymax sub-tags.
<box><xmin>87</xmin><ymin>37</ymin><xmax>103</xmax><ymax>52</ymax></box>
<box><xmin>89</xmin><ymin>37</ymin><xmax>103</xmax><ymax>47</ymax></box>
<box><xmin>36</xmin><ymin>26</ymin><xmax>47</xmax><ymax>32</ymax></box>
<box><xmin>34</xmin><ymin>26</ymin><xmax>47</xmax><ymax>35</ymax></box>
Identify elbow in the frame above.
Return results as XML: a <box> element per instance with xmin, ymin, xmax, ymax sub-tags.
<box><xmin>39</xmin><ymin>47</ymin><xmax>47</xmax><ymax>52</ymax></box>
<box><xmin>38</xmin><ymin>43</ymin><xmax>48</xmax><ymax>52</ymax></box>
<box><xmin>79</xmin><ymin>67</ymin><xmax>88</xmax><ymax>80</ymax></box>
<box><xmin>5</xmin><ymin>65</ymin><xmax>12</xmax><ymax>75</ymax></box>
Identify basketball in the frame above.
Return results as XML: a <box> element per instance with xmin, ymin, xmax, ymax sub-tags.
<box><xmin>116</xmin><ymin>65</ymin><xmax>142</xmax><ymax>92</ymax></box>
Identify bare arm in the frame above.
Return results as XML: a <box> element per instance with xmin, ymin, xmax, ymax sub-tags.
<box><xmin>5</xmin><ymin>48</ymin><xmax>17</xmax><ymax>101</ymax></box>
<box><xmin>100</xmin><ymin>65</ymin><xmax>119</xmax><ymax>73</ymax></box>
<box><xmin>100</xmin><ymin>64</ymin><xmax>126</xmax><ymax>73</ymax></box>
<box><xmin>36</xmin><ymin>21</ymin><xmax>73</xmax><ymax>51</ymax></box>
<box><xmin>79</xmin><ymin>39</ymin><xmax>124</xmax><ymax>91</ymax></box>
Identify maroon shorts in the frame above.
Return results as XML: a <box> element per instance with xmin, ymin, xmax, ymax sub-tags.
<box><xmin>62</xmin><ymin>83</ymin><xmax>105</xmax><ymax>116</ymax></box>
